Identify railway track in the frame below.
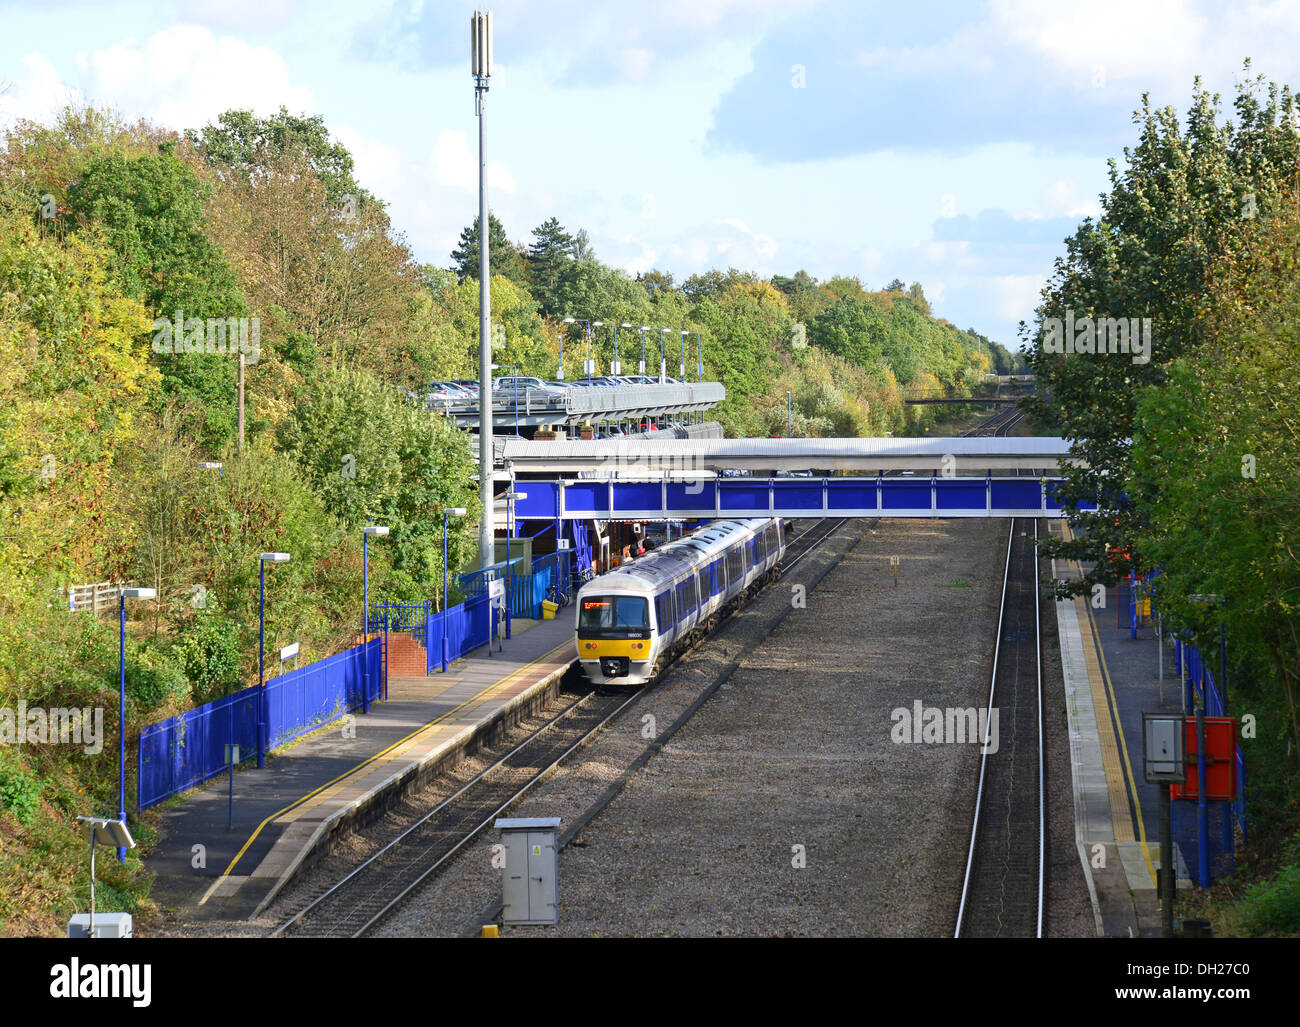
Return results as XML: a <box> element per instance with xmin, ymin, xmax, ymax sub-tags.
<box><xmin>781</xmin><ymin>516</ymin><xmax>849</xmax><ymax>575</ymax></box>
<box><xmin>959</xmin><ymin>403</ymin><xmax>1026</xmax><ymax>438</ymax></box>
<box><xmin>955</xmin><ymin>517</ymin><xmax>1045</xmax><ymax>938</ymax></box>
<box><xmin>271</xmin><ymin>687</ymin><xmax>636</xmax><ymax>938</ymax></box>
<box><xmin>271</xmin><ymin>515</ymin><xmax>855</xmax><ymax>938</ymax></box>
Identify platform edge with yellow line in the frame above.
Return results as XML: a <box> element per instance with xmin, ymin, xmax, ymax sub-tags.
<box><xmin>232</xmin><ymin>639</ymin><xmax>577</xmax><ymax>919</ymax></box>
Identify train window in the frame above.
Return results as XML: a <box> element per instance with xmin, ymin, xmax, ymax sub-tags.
<box><xmin>655</xmin><ymin>590</ymin><xmax>672</xmax><ymax>629</ymax></box>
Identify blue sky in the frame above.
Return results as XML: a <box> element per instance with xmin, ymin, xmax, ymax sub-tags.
<box><xmin>2</xmin><ymin>0</ymin><xmax>1298</xmax><ymax>347</ymax></box>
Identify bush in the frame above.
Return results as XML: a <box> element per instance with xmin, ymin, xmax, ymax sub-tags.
<box><xmin>125</xmin><ymin>641</ymin><xmax>188</xmax><ymax>712</ymax></box>
<box><xmin>1237</xmin><ymin>859</ymin><xmax>1300</xmax><ymax>935</ymax></box>
<box><xmin>0</xmin><ymin>753</ymin><xmax>42</xmax><ymax>826</ymax></box>
<box><xmin>176</xmin><ymin>613</ymin><xmax>244</xmax><ymax>703</ymax></box>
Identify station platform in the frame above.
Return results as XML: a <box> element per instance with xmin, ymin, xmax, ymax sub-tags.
<box><xmin>1051</xmin><ymin>521</ymin><xmax>1191</xmax><ymax>938</ymax></box>
<box><xmin>144</xmin><ymin>615</ymin><xmax>577</xmax><ymax>926</ymax></box>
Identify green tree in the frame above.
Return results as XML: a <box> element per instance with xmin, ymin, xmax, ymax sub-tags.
<box><xmin>525</xmin><ymin>217</ymin><xmax>575</xmax><ymax>314</ymax></box>
<box><xmin>1026</xmin><ymin>67</ymin><xmax>1300</xmax><ymax>591</ymax></box>
<box><xmin>450</xmin><ymin>212</ymin><xmax>527</xmax><ymax>285</ymax></box>
<box><xmin>186</xmin><ymin>106</ymin><xmax>374</xmax><ymax>209</ymax></box>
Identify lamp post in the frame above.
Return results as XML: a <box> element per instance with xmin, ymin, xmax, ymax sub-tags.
<box><xmin>687</xmin><ymin>330</ymin><xmax>702</xmax><ymax>423</ymax></box>
<box><xmin>678</xmin><ymin>329</ymin><xmax>687</xmax><ymax>380</ymax></box>
<box><xmin>788</xmin><ymin>390</ymin><xmax>793</xmax><ymax>437</ymax></box>
<box><xmin>589</xmin><ymin>321</ymin><xmax>603</xmax><ymax>378</ymax></box>
<box><xmin>117</xmin><ymin>587</ymin><xmax>155</xmax><ymax>862</ymax></box>
<box><xmin>616</xmin><ymin>323</ymin><xmax>634</xmax><ymax>376</ymax></box>
<box><xmin>362</xmin><ymin>526</ymin><xmax>389</xmax><ymax>716</ymax></box>
<box><xmin>556</xmin><ymin>329</ymin><xmax>565</xmax><ymax>380</ymax></box>
<box><xmin>442</xmin><ymin>508</ymin><xmax>468</xmax><ymax>672</ymax></box>
<box><xmin>504</xmin><ymin>490</ymin><xmax>527</xmax><ymax>639</ymax></box>
<box><xmin>658</xmin><ymin>328</ymin><xmax>668</xmax><ymax>382</ymax></box>
<box><xmin>362</xmin><ymin>526</ymin><xmax>390</xmax><ymax>638</ymax></box>
<box><xmin>258</xmin><ymin>552</ymin><xmax>290</xmax><ymax>769</ymax></box>
<box><xmin>472</xmin><ymin>8</ymin><xmax>494</xmax><ymax>573</ymax></box>
<box><xmin>638</xmin><ymin>325</ymin><xmax>650</xmax><ymax>376</ymax></box>
<box><xmin>563</xmin><ymin>318</ymin><xmax>593</xmax><ymax>380</ymax></box>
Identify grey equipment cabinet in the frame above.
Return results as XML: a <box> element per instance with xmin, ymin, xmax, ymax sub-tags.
<box><xmin>494</xmin><ymin>817</ymin><xmax>561</xmax><ymax>925</ymax></box>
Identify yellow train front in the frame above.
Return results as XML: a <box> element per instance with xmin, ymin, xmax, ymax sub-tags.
<box><xmin>574</xmin><ymin>518</ymin><xmax>784</xmax><ymax>686</ymax></box>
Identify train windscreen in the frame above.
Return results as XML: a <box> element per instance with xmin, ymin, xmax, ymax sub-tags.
<box><xmin>578</xmin><ymin>596</ymin><xmax>650</xmax><ymax>638</ymax></box>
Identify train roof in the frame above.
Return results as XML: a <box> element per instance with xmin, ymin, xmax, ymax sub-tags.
<box><xmin>586</xmin><ymin>518</ymin><xmax>778</xmax><ymax>592</ymax></box>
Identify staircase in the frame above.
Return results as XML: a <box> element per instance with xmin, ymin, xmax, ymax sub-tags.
<box><xmin>386</xmin><ymin>629</ymin><xmax>429</xmax><ymax>677</ymax></box>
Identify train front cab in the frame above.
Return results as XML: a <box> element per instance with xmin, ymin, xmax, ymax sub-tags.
<box><xmin>576</xmin><ymin>592</ymin><xmax>654</xmax><ymax>684</ymax></box>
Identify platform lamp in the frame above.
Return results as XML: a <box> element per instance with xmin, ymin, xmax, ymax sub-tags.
<box><xmin>556</xmin><ymin>328</ymin><xmax>565</xmax><ymax>381</ymax></box>
<box><xmin>616</xmin><ymin>323</ymin><xmax>635</xmax><ymax>376</ymax></box>
<box><xmin>637</xmin><ymin>325</ymin><xmax>650</xmax><ymax>376</ymax></box>
<box><xmin>563</xmin><ymin>318</ymin><xmax>590</xmax><ymax>379</ymax></box>
<box><xmin>257</xmin><ymin>553</ymin><xmax>290</xmax><ymax>769</ymax></box>
<box><xmin>657</xmin><ymin>327</ymin><xmax>668</xmax><ymax>382</ymax></box>
<box><xmin>504</xmin><ymin>490</ymin><xmax>527</xmax><ymax>639</ymax></box>
<box><xmin>589</xmin><ymin>322</ymin><xmax>603</xmax><ymax>378</ymax></box>
<box><xmin>442</xmin><ymin>508</ymin><xmax>468</xmax><ymax>672</ymax></box>
<box><xmin>362</xmin><ymin>526</ymin><xmax>390</xmax><ymax>715</ymax></box>
<box><xmin>117</xmin><ymin>587</ymin><xmax>155</xmax><ymax>862</ymax></box>
<box><xmin>678</xmin><ymin>328</ymin><xmax>688</xmax><ymax>381</ymax></box>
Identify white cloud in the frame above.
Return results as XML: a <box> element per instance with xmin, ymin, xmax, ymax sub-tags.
<box><xmin>428</xmin><ymin>129</ymin><xmax>517</xmax><ymax>193</ymax></box>
<box><xmin>74</xmin><ymin>26</ymin><xmax>315</xmax><ymax>129</ymax></box>
<box><xmin>989</xmin><ymin>273</ymin><xmax>1047</xmax><ymax>322</ymax></box>
<box><xmin>1039</xmin><ymin>179</ymin><xmax>1101</xmax><ymax>219</ymax></box>
<box><xmin>990</xmin><ymin>0</ymin><xmax>1207</xmax><ymax>84</ymax></box>
<box><xmin>0</xmin><ymin>53</ymin><xmax>79</xmax><ymax>128</ymax></box>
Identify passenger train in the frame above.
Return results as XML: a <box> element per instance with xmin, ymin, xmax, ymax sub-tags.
<box><xmin>574</xmin><ymin>518</ymin><xmax>784</xmax><ymax>686</ymax></box>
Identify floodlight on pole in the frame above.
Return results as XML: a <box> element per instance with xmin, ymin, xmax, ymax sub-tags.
<box><xmin>472</xmin><ymin>8</ymin><xmax>495</xmax><ymax>572</ymax></box>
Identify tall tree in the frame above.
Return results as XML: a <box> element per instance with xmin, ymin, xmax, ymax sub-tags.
<box><xmin>525</xmin><ymin>217</ymin><xmax>575</xmax><ymax>314</ymax></box>
<box><xmin>186</xmin><ymin>107</ymin><xmax>373</xmax><ymax>209</ymax></box>
<box><xmin>1026</xmin><ymin>68</ymin><xmax>1300</xmax><ymax>593</ymax></box>
<box><xmin>449</xmin><ymin>212</ymin><xmax>527</xmax><ymax>285</ymax></box>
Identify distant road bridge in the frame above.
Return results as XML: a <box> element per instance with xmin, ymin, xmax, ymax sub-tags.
<box><xmin>434</xmin><ymin>381</ymin><xmax>725</xmax><ymax>430</ymax></box>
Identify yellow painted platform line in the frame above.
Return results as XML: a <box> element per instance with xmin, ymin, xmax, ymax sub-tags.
<box><xmin>199</xmin><ymin>639</ymin><xmax>574</xmax><ymax>904</ymax></box>
<box><xmin>1059</xmin><ymin>521</ymin><xmax>1157</xmax><ymax>886</ymax></box>
<box><xmin>1084</xmin><ymin>602</ymin><xmax>1159</xmax><ymax>887</ymax></box>
<box><xmin>1074</xmin><ymin>596</ymin><xmax>1135</xmax><ymax>842</ymax></box>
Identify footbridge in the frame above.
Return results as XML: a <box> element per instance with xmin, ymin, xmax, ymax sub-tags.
<box><xmin>500</xmin><ymin>437</ymin><xmax>1091</xmax><ymax>521</ymax></box>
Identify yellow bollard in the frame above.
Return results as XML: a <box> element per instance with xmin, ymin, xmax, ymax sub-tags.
<box><xmin>481</xmin><ymin>924</ymin><xmax>499</xmax><ymax>938</ymax></box>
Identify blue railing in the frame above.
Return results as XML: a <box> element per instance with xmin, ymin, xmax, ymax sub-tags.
<box><xmin>424</xmin><ymin>593</ymin><xmax>496</xmax><ymax>674</ymax></box>
<box><xmin>138</xmin><ymin>635</ymin><xmax>383</xmax><ymax>809</ymax></box>
<box><xmin>368</xmin><ymin>601</ymin><xmax>429</xmax><ymax>632</ymax></box>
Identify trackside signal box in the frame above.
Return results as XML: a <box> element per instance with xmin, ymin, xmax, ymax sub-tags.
<box><xmin>494</xmin><ymin>817</ymin><xmax>561</xmax><ymax>925</ymax></box>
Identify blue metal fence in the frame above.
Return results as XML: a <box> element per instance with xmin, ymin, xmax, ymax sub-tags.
<box><xmin>137</xmin><ymin>636</ymin><xmax>383</xmax><ymax>809</ymax></box>
<box><xmin>424</xmin><ymin>593</ymin><xmax>496</xmax><ymax>674</ymax></box>
<box><xmin>368</xmin><ymin>601</ymin><xmax>429</xmax><ymax>632</ymax></box>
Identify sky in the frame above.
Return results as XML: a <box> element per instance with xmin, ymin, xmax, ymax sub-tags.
<box><xmin>2</xmin><ymin>0</ymin><xmax>1298</xmax><ymax>348</ymax></box>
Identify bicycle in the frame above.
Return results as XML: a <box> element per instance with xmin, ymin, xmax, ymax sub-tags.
<box><xmin>546</xmin><ymin>579</ymin><xmax>570</xmax><ymax>610</ymax></box>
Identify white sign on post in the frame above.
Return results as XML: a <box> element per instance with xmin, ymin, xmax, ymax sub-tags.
<box><xmin>488</xmin><ymin>578</ymin><xmax>505</xmax><ymax>600</ymax></box>
<box><xmin>557</xmin><ymin>539</ymin><xmax>571</xmax><ymax>550</ymax></box>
